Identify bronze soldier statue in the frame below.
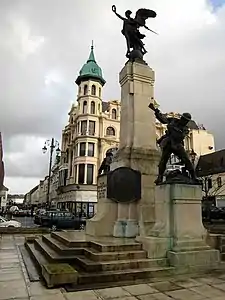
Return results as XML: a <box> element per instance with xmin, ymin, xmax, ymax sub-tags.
<box><xmin>149</xmin><ymin>102</ymin><xmax>199</xmax><ymax>185</ymax></box>
<box><xmin>98</xmin><ymin>151</ymin><xmax>113</xmax><ymax>175</ymax></box>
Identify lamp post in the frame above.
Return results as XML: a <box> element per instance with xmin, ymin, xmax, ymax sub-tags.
<box><xmin>42</xmin><ymin>138</ymin><xmax>60</xmax><ymax>209</ymax></box>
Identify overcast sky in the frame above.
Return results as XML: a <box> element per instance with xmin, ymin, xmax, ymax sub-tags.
<box><xmin>1</xmin><ymin>0</ymin><xmax>225</xmax><ymax>194</ymax></box>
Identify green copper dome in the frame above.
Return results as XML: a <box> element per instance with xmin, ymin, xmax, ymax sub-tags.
<box><xmin>75</xmin><ymin>44</ymin><xmax>106</xmax><ymax>86</ymax></box>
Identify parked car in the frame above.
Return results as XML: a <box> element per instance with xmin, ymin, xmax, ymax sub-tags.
<box><xmin>39</xmin><ymin>211</ymin><xmax>86</xmax><ymax>231</ymax></box>
<box><xmin>13</xmin><ymin>209</ymin><xmax>30</xmax><ymax>217</ymax></box>
<box><xmin>34</xmin><ymin>209</ymin><xmax>46</xmax><ymax>225</ymax></box>
<box><xmin>0</xmin><ymin>216</ymin><xmax>21</xmax><ymax>228</ymax></box>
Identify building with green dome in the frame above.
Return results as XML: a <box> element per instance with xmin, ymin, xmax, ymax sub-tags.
<box><xmin>75</xmin><ymin>45</ymin><xmax>106</xmax><ymax>86</ymax></box>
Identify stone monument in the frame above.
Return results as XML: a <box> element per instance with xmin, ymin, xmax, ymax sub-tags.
<box><xmin>86</xmin><ymin>5</ymin><xmax>159</xmax><ymax>238</ymax></box>
<box><xmin>87</xmin><ymin>4</ymin><xmax>220</xmax><ymax>273</ymax></box>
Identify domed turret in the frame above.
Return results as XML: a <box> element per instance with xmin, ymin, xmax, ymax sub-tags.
<box><xmin>75</xmin><ymin>43</ymin><xmax>106</xmax><ymax>86</ymax></box>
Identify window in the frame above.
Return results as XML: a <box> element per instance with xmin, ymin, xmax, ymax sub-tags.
<box><xmin>63</xmin><ymin>169</ymin><xmax>68</xmax><ymax>186</ymax></box>
<box><xmin>83</xmin><ymin>101</ymin><xmax>87</xmax><ymax>114</ymax></box>
<box><xmin>79</xmin><ymin>86</ymin><xmax>81</xmax><ymax>94</ymax></box>
<box><xmin>81</xmin><ymin>120</ymin><xmax>87</xmax><ymax>135</ymax></box>
<box><xmin>106</xmin><ymin>126</ymin><xmax>115</xmax><ymax>136</ymax></box>
<box><xmin>78</xmin><ymin>164</ymin><xmax>85</xmax><ymax>184</ymax></box>
<box><xmin>99</xmin><ymin>87</ymin><xmax>101</xmax><ymax>98</ymax></box>
<box><xmin>65</xmin><ymin>149</ymin><xmax>69</xmax><ymax>163</ymax></box>
<box><xmin>75</xmin><ymin>144</ymin><xmax>78</xmax><ymax>156</ymax></box>
<box><xmin>112</xmin><ymin>109</ymin><xmax>117</xmax><ymax>119</ymax></box>
<box><xmin>69</xmin><ymin>151</ymin><xmax>73</xmax><ymax>176</ymax></box>
<box><xmin>84</xmin><ymin>84</ymin><xmax>88</xmax><ymax>95</ymax></box>
<box><xmin>89</xmin><ymin>121</ymin><xmax>95</xmax><ymax>136</ymax></box>
<box><xmin>88</xmin><ymin>143</ymin><xmax>94</xmax><ymax>157</ymax></box>
<box><xmin>217</xmin><ymin>177</ymin><xmax>222</xmax><ymax>188</ymax></box>
<box><xmin>74</xmin><ymin>165</ymin><xmax>77</xmax><ymax>183</ymax></box>
<box><xmin>79</xmin><ymin>142</ymin><xmax>86</xmax><ymax>156</ymax></box>
<box><xmin>90</xmin><ymin>101</ymin><xmax>95</xmax><ymax>114</ymax></box>
<box><xmin>91</xmin><ymin>84</ymin><xmax>96</xmax><ymax>95</ymax></box>
<box><xmin>87</xmin><ymin>164</ymin><xmax>94</xmax><ymax>184</ymax></box>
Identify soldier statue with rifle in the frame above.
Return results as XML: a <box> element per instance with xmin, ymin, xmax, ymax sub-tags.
<box><xmin>148</xmin><ymin>102</ymin><xmax>200</xmax><ymax>185</ymax></box>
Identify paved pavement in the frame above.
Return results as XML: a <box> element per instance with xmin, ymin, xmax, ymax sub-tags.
<box><xmin>1</xmin><ymin>235</ymin><xmax>225</xmax><ymax>300</ymax></box>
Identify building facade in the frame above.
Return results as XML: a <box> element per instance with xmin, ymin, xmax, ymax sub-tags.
<box><xmin>56</xmin><ymin>45</ymin><xmax>120</xmax><ymax>217</ymax></box>
<box><xmin>196</xmin><ymin>149</ymin><xmax>225</xmax><ymax>207</ymax></box>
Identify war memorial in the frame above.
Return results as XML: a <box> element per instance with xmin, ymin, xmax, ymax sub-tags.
<box><xmin>22</xmin><ymin>5</ymin><xmax>220</xmax><ymax>290</ymax></box>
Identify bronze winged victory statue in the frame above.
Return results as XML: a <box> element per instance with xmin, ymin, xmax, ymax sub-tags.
<box><xmin>112</xmin><ymin>5</ymin><xmax>157</xmax><ymax>60</ymax></box>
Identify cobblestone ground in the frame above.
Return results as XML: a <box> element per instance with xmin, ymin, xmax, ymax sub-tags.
<box><xmin>1</xmin><ymin>234</ymin><xmax>225</xmax><ymax>300</ymax></box>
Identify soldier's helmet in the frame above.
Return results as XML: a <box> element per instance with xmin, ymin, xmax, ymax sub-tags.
<box><xmin>181</xmin><ymin>112</ymin><xmax>192</xmax><ymax>122</ymax></box>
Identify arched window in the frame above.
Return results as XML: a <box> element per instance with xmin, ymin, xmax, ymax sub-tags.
<box><xmin>112</xmin><ymin>109</ymin><xmax>117</xmax><ymax>119</ymax></box>
<box><xmin>90</xmin><ymin>101</ymin><xmax>95</xmax><ymax>114</ymax></box>
<box><xmin>83</xmin><ymin>101</ymin><xmax>87</xmax><ymax>114</ymax></box>
<box><xmin>106</xmin><ymin>126</ymin><xmax>115</xmax><ymax>136</ymax></box>
<box><xmin>78</xmin><ymin>86</ymin><xmax>81</xmax><ymax>95</ymax></box>
<box><xmin>84</xmin><ymin>84</ymin><xmax>88</xmax><ymax>95</ymax></box>
<box><xmin>99</xmin><ymin>87</ymin><xmax>101</xmax><ymax>98</ymax></box>
<box><xmin>91</xmin><ymin>85</ymin><xmax>96</xmax><ymax>95</ymax></box>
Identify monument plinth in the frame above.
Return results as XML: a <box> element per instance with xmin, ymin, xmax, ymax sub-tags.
<box><xmin>137</xmin><ymin>183</ymin><xmax>220</xmax><ymax>270</ymax></box>
<box><xmin>111</xmin><ymin>61</ymin><xmax>160</xmax><ymax>238</ymax></box>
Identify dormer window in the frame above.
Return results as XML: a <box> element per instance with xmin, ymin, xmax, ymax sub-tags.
<box><xmin>112</xmin><ymin>109</ymin><xmax>117</xmax><ymax>119</ymax></box>
<box><xmin>91</xmin><ymin>85</ymin><xmax>96</xmax><ymax>95</ymax></box>
<box><xmin>106</xmin><ymin>126</ymin><xmax>115</xmax><ymax>136</ymax></box>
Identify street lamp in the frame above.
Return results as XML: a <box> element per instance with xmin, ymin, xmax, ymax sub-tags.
<box><xmin>190</xmin><ymin>149</ymin><xmax>197</xmax><ymax>165</ymax></box>
<box><xmin>42</xmin><ymin>138</ymin><xmax>60</xmax><ymax>209</ymax></box>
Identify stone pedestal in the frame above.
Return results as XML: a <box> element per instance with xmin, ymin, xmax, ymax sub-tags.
<box><xmin>111</xmin><ymin>61</ymin><xmax>160</xmax><ymax>238</ymax></box>
<box><xmin>85</xmin><ymin>175</ymin><xmax>117</xmax><ymax>237</ymax></box>
<box><xmin>137</xmin><ymin>184</ymin><xmax>220</xmax><ymax>269</ymax></box>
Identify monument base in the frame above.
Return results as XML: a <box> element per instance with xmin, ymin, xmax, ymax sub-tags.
<box><xmin>167</xmin><ymin>249</ymin><xmax>220</xmax><ymax>269</ymax></box>
<box><xmin>136</xmin><ymin>183</ymin><xmax>220</xmax><ymax>270</ymax></box>
<box><xmin>113</xmin><ymin>219</ymin><xmax>139</xmax><ymax>238</ymax></box>
<box><xmin>85</xmin><ymin>175</ymin><xmax>117</xmax><ymax>237</ymax></box>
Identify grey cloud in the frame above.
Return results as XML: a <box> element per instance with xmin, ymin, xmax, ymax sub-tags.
<box><xmin>1</xmin><ymin>0</ymin><xmax>225</xmax><ymax>192</ymax></box>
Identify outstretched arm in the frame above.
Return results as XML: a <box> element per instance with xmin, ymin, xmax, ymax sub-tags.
<box><xmin>148</xmin><ymin>103</ymin><xmax>168</xmax><ymax>124</ymax></box>
<box><xmin>112</xmin><ymin>5</ymin><xmax>126</xmax><ymax>21</ymax></box>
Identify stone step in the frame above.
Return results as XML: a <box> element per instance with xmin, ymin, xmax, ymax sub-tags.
<box><xmin>78</xmin><ymin>266</ymin><xmax>174</xmax><ymax>285</ymax></box>
<box><xmin>42</xmin><ymin>235</ymin><xmax>84</xmax><ymax>256</ymax></box>
<box><xmin>83</xmin><ymin>247</ymin><xmax>147</xmax><ymax>262</ymax></box>
<box><xmin>25</xmin><ymin>242</ymin><xmax>47</xmax><ymax>273</ymax></box>
<box><xmin>73</xmin><ymin>255</ymin><xmax>168</xmax><ymax>272</ymax></box>
<box><xmin>51</xmin><ymin>232</ymin><xmax>89</xmax><ymax>248</ymax></box>
<box><xmin>34</xmin><ymin>238</ymin><xmax>158</xmax><ymax>273</ymax></box>
<box><xmin>52</xmin><ymin>232</ymin><xmax>142</xmax><ymax>252</ymax></box>
<box><xmin>90</xmin><ymin>241</ymin><xmax>143</xmax><ymax>253</ymax></box>
<box><xmin>25</xmin><ymin>239</ymin><xmax>173</xmax><ymax>288</ymax></box>
<box><xmin>34</xmin><ymin>238</ymin><xmax>75</xmax><ymax>263</ymax></box>
<box><xmin>43</xmin><ymin>234</ymin><xmax>147</xmax><ymax>262</ymax></box>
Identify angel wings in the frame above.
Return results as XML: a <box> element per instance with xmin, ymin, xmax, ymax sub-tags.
<box><xmin>134</xmin><ymin>9</ymin><xmax>157</xmax><ymax>27</ymax></box>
